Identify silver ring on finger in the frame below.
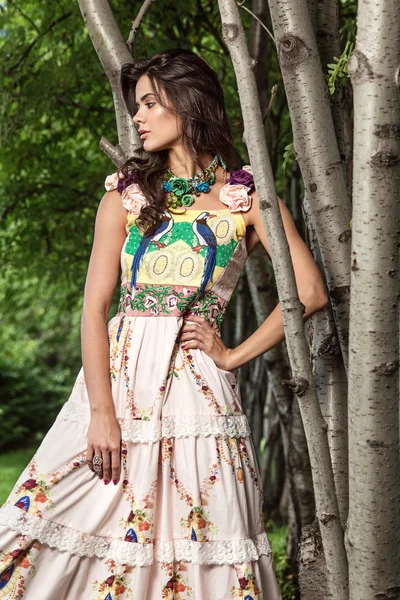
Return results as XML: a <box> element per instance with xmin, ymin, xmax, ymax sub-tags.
<box><xmin>93</xmin><ymin>454</ymin><xmax>103</xmax><ymax>473</ymax></box>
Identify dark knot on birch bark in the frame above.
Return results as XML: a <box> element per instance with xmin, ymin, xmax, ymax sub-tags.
<box><xmin>319</xmin><ymin>512</ymin><xmax>337</xmax><ymax>525</ymax></box>
<box><xmin>222</xmin><ymin>23</ymin><xmax>239</xmax><ymax>42</ymax></box>
<box><xmin>281</xmin><ymin>376</ymin><xmax>309</xmax><ymax>396</ymax></box>
<box><xmin>279</xmin><ymin>34</ymin><xmax>311</xmax><ymax>69</ymax></box>
<box><xmin>348</xmin><ymin>49</ymin><xmax>374</xmax><ymax>82</ymax></box>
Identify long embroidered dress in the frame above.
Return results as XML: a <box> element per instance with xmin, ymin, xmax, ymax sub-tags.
<box><xmin>0</xmin><ymin>167</ymin><xmax>282</xmax><ymax>600</ymax></box>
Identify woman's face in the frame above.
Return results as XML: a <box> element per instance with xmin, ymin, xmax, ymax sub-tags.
<box><xmin>133</xmin><ymin>74</ymin><xmax>182</xmax><ymax>152</ymax></box>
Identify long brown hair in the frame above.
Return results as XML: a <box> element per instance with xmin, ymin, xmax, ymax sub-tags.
<box><xmin>118</xmin><ymin>48</ymin><xmax>235</xmax><ymax>232</ymax></box>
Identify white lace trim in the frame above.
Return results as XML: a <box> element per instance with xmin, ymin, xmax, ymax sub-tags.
<box><xmin>56</xmin><ymin>402</ymin><xmax>251</xmax><ymax>441</ymax></box>
<box><xmin>0</xmin><ymin>504</ymin><xmax>271</xmax><ymax>565</ymax></box>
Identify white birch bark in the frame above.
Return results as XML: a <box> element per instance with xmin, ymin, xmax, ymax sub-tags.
<box><xmin>303</xmin><ymin>192</ymin><xmax>349</xmax><ymax>529</ymax></box>
<box><xmin>246</xmin><ymin>245</ymin><xmax>315</xmax><ymax>557</ymax></box>
<box><xmin>217</xmin><ymin>2</ymin><xmax>348</xmax><ymax>597</ymax></box>
<box><xmin>77</xmin><ymin>0</ymin><xmax>146</xmax><ymax>163</ymax></box>
<box><xmin>309</xmin><ymin>0</ymin><xmax>348</xmax><ymax>177</ymax></box>
<box><xmin>346</xmin><ymin>1</ymin><xmax>400</xmax><ymax>597</ymax></box>
<box><xmin>267</xmin><ymin>0</ymin><xmax>352</xmax><ymax>375</ymax></box>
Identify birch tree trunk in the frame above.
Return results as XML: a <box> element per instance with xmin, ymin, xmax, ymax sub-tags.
<box><xmin>303</xmin><ymin>193</ymin><xmax>349</xmax><ymax>529</ymax></box>
<box><xmin>246</xmin><ymin>244</ymin><xmax>315</xmax><ymax>555</ymax></box>
<box><xmin>316</xmin><ymin>0</ymin><xmax>347</xmax><ymax>167</ymax></box>
<box><xmin>78</xmin><ymin>0</ymin><xmax>146</xmax><ymax>162</ymax></box>
<box><xmin>267</xmin><ymin>0</ymin><xmax>352</xmax><ymax>375</ymax></box>
<box><xmin>346</xmin><ymin>1</ymin><xmax>400</xmax><ymax>597</ymax></box>
<box><xmin>217</xmin><ymin>2</ymin><xmax>348</xmax><ymax>597</ymax></box>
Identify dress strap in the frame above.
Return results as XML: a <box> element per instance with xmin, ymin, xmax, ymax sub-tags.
<box><xmin>104</xmin><ymin>171</ymin><xmax>148</xmax><ymax>214</ymax></box>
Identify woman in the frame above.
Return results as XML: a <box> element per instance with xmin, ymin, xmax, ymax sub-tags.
<box><xmin>0</xmin><ymin>48</ymin><xmax>327</xmax><ymax>598</ymax></box>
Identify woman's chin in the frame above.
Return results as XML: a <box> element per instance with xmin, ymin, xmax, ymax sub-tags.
<box><xmin>142</xmin><ymin>138</ymin><xmax>172</xmax><ymax>153</ymax></box>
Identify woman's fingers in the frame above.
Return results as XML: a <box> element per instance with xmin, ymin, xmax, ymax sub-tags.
<box><xmin>180</xmin><ymin>328</ymin><xmax>209</xmax><ymax>342</ymax></box>
<box><xmin>86</xmin><ymin>445</ymin><xmax>121</xmax><ymax>486</ymax></box>
<box><xmin>101</xmin><ymin>450</ymin><xmax>111</xmax><ymax>484</ymax></box>
<box><xmin>111</xmin><ymin>448</ymin><xmax>121</xmax><ymax>484</ymax></box>
<box><xmin>86</xmin><ymin>446</ymin><xmax>95</xmax><ymax>473</ymax></box>
<box><xmin>181</xmin><ymin>315</ymin><xmax>211</xmax><ymax>333</ymax></box>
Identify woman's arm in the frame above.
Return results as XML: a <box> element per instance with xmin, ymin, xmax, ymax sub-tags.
<box><xmin>80</xmin><ymin>188</ymin><xmax>127</xmax><ymax>483</ymax></box>
<box><xmin>179</xmin><ymin>191</ymin><xmax>329</xmax><ymax>370</ymax></box>
<box><xmin>225</xmin><ymin>192</ymin><xmax>329</xmax><ymax>369</ymax></box>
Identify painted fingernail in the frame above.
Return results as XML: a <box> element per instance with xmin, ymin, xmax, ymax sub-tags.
<box><xmin>104</xmin><ymin>480</ymin><xmax>109</xmax><ymax>485</ymax></box>
<box><xmin>113</xmin><ymin>479</ymin><xmax>118</xmax><ymax>485</ymax></box>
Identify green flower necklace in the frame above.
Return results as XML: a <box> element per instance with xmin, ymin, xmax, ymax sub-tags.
<box><xmin>163</xmin><ymin>154</ymin><xmax>227</xmax><ymax>209</ymax></box>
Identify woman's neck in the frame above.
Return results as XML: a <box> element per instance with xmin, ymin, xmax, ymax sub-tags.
<box><xmin>167</xmin><ymin>148</ymin><xmax>215</xmax><ymax>179</ymax></box>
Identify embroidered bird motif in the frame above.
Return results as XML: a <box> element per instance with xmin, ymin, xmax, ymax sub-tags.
<box><xmin>124</xmin><ymin>527</ymin><xmax>138</xmax><ymax>543</ymax></box>
<box><xmin>130</xmin><ymin>211</ymin><xmax>174</xmax><ymax>298</ymax></box>
<box><xmin>0</xmin><ymin>564</ymin><xmax>14</xmax><ymax>590</ymax></box>
<box><xmin>14</xmin><ymin>496</ymin><xmax>30</xmax><ymax>512</ymax></box>
<box><xmin>191</xmin><ymin>212</ymin><xmax>217</xmax><ymax>296</ymax></box>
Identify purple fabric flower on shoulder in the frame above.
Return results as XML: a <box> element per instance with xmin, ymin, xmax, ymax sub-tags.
<box><xmin>117</xmin><ymin>170</ymin><xmax>139</xmax><ymax>193</ymax></box>
<box><xmin>227</xmin><ymin>168</ymin><xmax>255</xmax><ymax>192</ymax></box>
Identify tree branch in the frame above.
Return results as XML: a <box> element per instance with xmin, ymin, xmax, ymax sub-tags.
<box><xmin>237</xmin><ymin>1</ymin><xmax>276</xmax><ymax>45</ymax></box>
<box><xmin>56</xmin><ymin>96</ymin><xmax>114</xmax><ymax>113</ymax></box>
<box><xmin>7</xmin><ymin>0</ymin><xmax>41</xmax><ymax>33</ymax></box>
<box><xmin>126</xmin><ymin>0</ymin><xmax>156</xmax><ymax>54</ymax></box>
<box><xmin>7</xmin><ymin>11</ymin><xmax>73</xmax><ymax>74</ymax></box>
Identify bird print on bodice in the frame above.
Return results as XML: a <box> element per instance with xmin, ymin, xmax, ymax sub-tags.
<box><xmin>129</xmin><ymin>211</ymin><xmax>174</xmax><ymax>298</ymax></box>
<box><xmin>191</xmin><ymin>211</ymin><xmax>217</xmax><ymax>296</ymax></box>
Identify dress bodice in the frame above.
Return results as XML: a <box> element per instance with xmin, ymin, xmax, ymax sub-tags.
<box><xmin>105</xmin><ymin>167</ymin><xmax>255</xmax><ymax>331</ymax></box>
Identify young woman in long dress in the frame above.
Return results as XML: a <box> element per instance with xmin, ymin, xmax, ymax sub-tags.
<box><xmin>0</xmin><ymin>48</ymin><xmax>327</xmax><ymax>599</ymax></box>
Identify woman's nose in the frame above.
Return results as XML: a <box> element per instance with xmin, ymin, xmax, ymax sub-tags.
<box><xmin>133</xmin><ymin>109</ymin><xmax>144</xmax><ymax>125</ymax></box>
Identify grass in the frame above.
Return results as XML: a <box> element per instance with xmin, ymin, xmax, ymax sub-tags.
<box><xmin>0</xmin><ymin>446</ymin><xmax>38</xmax><ymax>505</ymax></box>
<box><xmin>266</xmin><ymin>520</ymin><xmax>298</xmax><ymax>600</ymax></box>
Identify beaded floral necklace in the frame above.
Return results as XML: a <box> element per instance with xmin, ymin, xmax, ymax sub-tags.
<box><xmin>162</xmin><ymin>154</ymin><xmax>227</xmax><ymax>209</ymax></box>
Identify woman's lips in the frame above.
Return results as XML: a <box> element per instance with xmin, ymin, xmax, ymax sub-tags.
<box><xmin>140</xmin><ymin>131</ymin><xmax>150</xmax><ymax>139</ymax></box>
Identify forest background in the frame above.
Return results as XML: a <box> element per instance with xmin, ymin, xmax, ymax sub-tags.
<box><xmin>0</xmin><ymin>0</ymin><xmax>357</xmax><ymax>453</ymax></box>
<box><xmin>0</xmin><ymin>0</ymin><xmax>382</xmax><ymax>598</ymax></box>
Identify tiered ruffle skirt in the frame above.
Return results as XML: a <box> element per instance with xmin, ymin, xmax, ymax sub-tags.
<box><xmin>0</xmin><ymin>314</ymin><xmax>281</xmax><ymax>599</ymax></box>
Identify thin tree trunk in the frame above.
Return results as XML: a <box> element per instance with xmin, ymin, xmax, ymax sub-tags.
<box><xmin>316</xmin><ymin>0</ymin><xmax>347</xmax><ymax>167</ymax></box>
<box><xmin>267</xmin><ymin>0</ymin><xmax>352</xmax><ymax>376</ymax></box>
<box><xmin>346</xmin><ymin>1</ymin><xmax>400</xmax><ymax>597</ymax></box>
<box><xmin>246</xmin><ymin>244</ymin><xmax>315</xmax><ymax>555</ymax></box>
<box><xmin>303</xmin><ymin>192</ymin><xmax>349</xmax><ymax>529</ymax></box>
<box><xmin>217</xmin><ymin>2</ymin><xmax>348</xmax><ymax>597</ymax></box>
<box><xmin>298</xmin><ymin>519</ymin><xmax>329</xmax><ymax>600</ymax></box>
<box><xmin>78</xmin><ymin>0</ymin><xmax>148</xmax><ymax>162</ymax></box>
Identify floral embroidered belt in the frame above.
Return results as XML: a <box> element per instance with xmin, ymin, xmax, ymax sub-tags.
<box><xmin>116</xmin><ymin>282</ymin><xmax>227</xmax><ymax>330</ymax></box>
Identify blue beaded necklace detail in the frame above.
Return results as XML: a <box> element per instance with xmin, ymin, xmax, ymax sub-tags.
<box><xmin>162</xmin><ymin>154</ymin><xmax>227</xmax><ymax>209</ymax></box>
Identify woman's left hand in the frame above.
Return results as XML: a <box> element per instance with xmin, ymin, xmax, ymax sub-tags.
<box><xmin>179</xmin><ymin>314</ymin><xmax>234</xmax><ymax>371</ymax></box>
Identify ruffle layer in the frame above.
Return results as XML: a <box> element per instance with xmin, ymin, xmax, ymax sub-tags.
<box><xmin>56</xmin><ymin>401</ymin><xmax>251</xmax><ymax>442</ymax></box>
<box><xmin>0</xmin><ymin>504</ymin><xmax>271</xmax><ymax>567</ymax></box>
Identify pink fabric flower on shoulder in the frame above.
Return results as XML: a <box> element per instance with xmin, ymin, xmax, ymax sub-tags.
<box><xmin>104</xmin><ymin>171</ymin><xmax>121</xmax><ymax>191</ymax></box>
<box><xmin>219</xmin><ymin>184</ymin><xmax>252</xmax><ymax>212</ymax></box>
<box><xmin>219</xmin><ymin>165</ymin><xmax>255</xmax><ymax>212</ymax></box>
<box><xmin>104</xmin><ymin>171</ymin><xmax>148</xmax><ymax>214</ymax></box>
<box><xmin>121</xmin><ymin>183</ymin><xmax>148</xmax><ymax>214</ymax></box>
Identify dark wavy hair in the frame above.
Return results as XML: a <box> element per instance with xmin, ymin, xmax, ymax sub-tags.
<box><xmin>117</xmin><ymin>48</ymin><xmax>235</xmax><ymax>232</ymax></box>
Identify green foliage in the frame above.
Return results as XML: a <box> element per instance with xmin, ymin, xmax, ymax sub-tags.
<box><xmin>0</xmin><ymin>0</ymin><xmax>295</xmax><ymax>449</ymax></box>
<box><xmin>0</xmin><ymin>447</ymin><xmax>38</xmax><ymax>504</ymax></box>
<box><xmin>266</xmin><ymin>520</ymin><xmax>298</xmax><ymax>600</ymax></box>
<box><xmin>282</xmin><ymin>143</ymin><xmax>294</xmax><ymax>175</ymax></box>
<box><xmin>0</xmin><ymin>0</ymin><xmax>355</xmax><ymax>468</ymax></box>
<box><xmin>327</xmin><ymin>40</ymin><xmax>355</xmax><ymax>95</ymax></box>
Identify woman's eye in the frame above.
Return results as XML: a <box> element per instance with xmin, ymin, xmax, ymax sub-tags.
<box><xmin>146</xmin><ymin>102</ymin><xmax>155</xmax><ymax>108</ymax></box>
